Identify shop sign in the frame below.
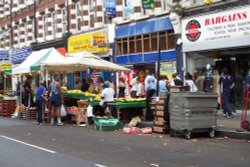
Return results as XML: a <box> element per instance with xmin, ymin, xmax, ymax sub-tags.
<box><xmin>142</xmin><ymin>0</ymin><xmax>155</xmax><ymax>9</ymax></box>
<box><xmin>182</xmin><ymin>6</ymin><xmax>250</xmax><ymax>52</ymax></box>
<box><xmin>160</xmin><ymin>61</ymin><xmax>176</xmax><ymax>81</ymax></box>
<box><xmin>0</xmin><ymin>50</ymin><xmax>9</xmax><ymax>61</ymax></box>
<box><xmin>1</xmin><ymin>63</ymin><xmax>12</xmax><ymax>71</ymax></box>
<box><xmin>11</xmin><ymin>48</ymin><xmax>32</xmax><ymax>64</ymax></box>
<box><xmin>68</xmin><ymin>31</ymin><xmax>109</xmax><ymax>54</ymax></box>
<box><xmin>105</xmin><ymin>0</ymin><xmax>116</xmax><ymax>16</ymax></box>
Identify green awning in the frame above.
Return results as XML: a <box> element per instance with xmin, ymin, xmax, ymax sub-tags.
<box><xmin>4</xmin><ymin>69</ymin><xmax>12</xmax><ymax>75</ymax></box>
<box><xmin>30</xmin><ymin>49</ymin><xmax>52</xmax><ymax>72</ymax></box>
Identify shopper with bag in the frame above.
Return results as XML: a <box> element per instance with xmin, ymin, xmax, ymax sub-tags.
<box><xmin>48</xmin><ymin>75</ymin><xmax>64</xmax><ymax>126</ymax></box>
<box><xmin>36</xmin><ymin>81</ymin><xmax>46</xmax><ymax>125</ymax></box>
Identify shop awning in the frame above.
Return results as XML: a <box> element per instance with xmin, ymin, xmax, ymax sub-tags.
<box><xmin>43</xmin><ymin>52</ymin><xmax>130</xmax><ymax>72</ymax></box>
<box><xmin>12</xmin><ymin>48</ymin><xmax>51</xmax><ymax>75</ymax></box>
<box><xmin>30</xmin><ymin>48</ymin><xmax>66</xmax><ymax>72</ymax></box>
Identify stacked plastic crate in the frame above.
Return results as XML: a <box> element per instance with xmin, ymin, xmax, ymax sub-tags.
<box><xmin>19</xmin><ymin>107</ymin><xmax>36</xmax><ymax>120</ymax></box>
<box><xmin>152</xmin><ymin>98</ymin><xmax>168</xmax><ymax>133</ymax></box>
<box><xmin>0</xmin><ymin>100</ymin><xmax>16</xmax><ymax>117</ymax></box>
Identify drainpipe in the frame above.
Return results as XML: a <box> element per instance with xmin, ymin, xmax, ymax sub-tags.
<box><xmin>34</xmin><ymin>0</ymin><xmax>37</xmax><ymax>41</ymax></box>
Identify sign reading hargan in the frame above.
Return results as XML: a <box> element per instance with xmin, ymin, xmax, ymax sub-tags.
<box><xmin>68</xmin><ymin>31</ymin><xmax>109</xmax><ymax>54</ymax></box>
<box><xmin>182</xmin><ymin>6</ymin><xmax>250</xmax><ymax>52</ymax></box>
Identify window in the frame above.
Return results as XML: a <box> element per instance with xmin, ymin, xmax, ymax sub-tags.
<box><xmin>193</xmin><ymin>0</ymin><xmax>203</xmax><ymax>4</ymax></box>
<box><xmin>167</xmin><ymin>31</ymin><xmax>175</xmax><ymax>49</ymax></box>
<box><xmin>136</xmin><ymin>35</ymin><xmax>142</xmax><ymax>53</ymax></box>
<box><xmin>129</xmin><ymin>37</ymin><xmax>135</xmax><ymax>54</ymax></box>
<box><xmin>160</xmin><ymin>31</ymin><xmax>167</xmax><ymax>50</ymax></box>
<box><xmin>123</xmin><ymin>38</ymin><xmax>128</xmax><ymax>55</ymax></box>
<box><xmin>89</xmin><ymin>0</ymin><xmax>95</xmax><ymax>12</ymax></box>
<box><xmin>31</xmin><ymin>18</ymin><xmax>35</xmax><ymax>41</ymax></box>
<box><xmin>17</xmin><ymin>26</ymin><xmax>21</xmax><ymax>46</ymax></box>
<box><xmin>115</xmin><ymin>30</ymin><xmax>176</xmax><ymax>55</ymax></box>
<box><xmin>77</xmin><ymin>17</ymin><xmax>81</xmax><ymax>31</ymax></box>
<box><xmin>42</xmin><ymin>15</ymin><xmax>47</xmax><ymax>40</ymax></box>
<box><xmin>51</xmin><ymin>12</ymin><xmax>56</xmax><ymax>38</ymax></box>
<box><xmin>76</xmin><ymin>2</ymin><xmax>81</xmax><ymax>16</ymax></box>
<box><xmin>61</xmin><ymin>8</ymin><xmax>67</xmax><ymax>33</ymax></box>
<box><xmin>143</xmin><ymin>34</ymin><xmax>150</xmax><ymax>52</ymax></box>
<box><xmin>151</xmin><ymin>33</ymin><xmax>157</xmax><ymax>51</ymax></box>
<box><xmin>90</xmin><ymin>14</ymin><xmax>94</xmax><ymax>27</ymax></box>
<box><xmin>24</xmin><ymin>21</ymin><xmax>28</xmax><ymax>44</ymax></box>
<box><xmin>116</xmin><ymin>39</ymin><xmax>122</xmax><ymax>55</ymax></box>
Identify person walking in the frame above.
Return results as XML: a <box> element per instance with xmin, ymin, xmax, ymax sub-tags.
<box><xmin>193</xmin><ymin>70</ymin><xmax>204</xmax><ymax>91</ymax></box>
<box><xmin>36</xmin><ymin>81</ymin><xmax>46</xmax><ymax>125</ymax></box>
<box><xmin>170</xmin><ymin>72</ymin><xmax>183</xmax><ymax>86</ymax></box>
<box><xmin>48</xmin><ymin>75</ymin><xmax>64</xmax><ymax>126</ymax></box>
<box><xmin>118</xmin><ymin>78</ymin><xmax>126</xmax><ymax>98</ymax></box>
<box><xmin>23</xmin><ymin>76</ymin><xmax>32</xmax><ymax>108</ymax></box>
<box><xmin>144</xmin><ymin>70</ymin><xmax>156</xmax><ymax>121</ymax></box>
<box><xmin>184</xmin><ymin>72</ymin><xmax>198</xmax><ymax>92</ymax></box>
<box><xmin>219</xmin><ymin>68</ymin><xmax>234</xmax><ymax>119</ymax></box>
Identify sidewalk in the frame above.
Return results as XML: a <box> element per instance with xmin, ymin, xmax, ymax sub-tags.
<box><xmin>216</xmin><ymin>110</ymin><xmax>250</xmax><ymax>140</ymax></box>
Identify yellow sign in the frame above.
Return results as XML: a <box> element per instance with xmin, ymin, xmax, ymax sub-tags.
<box><xmin>68</xmin><ymin>31</ymin><xmax>109</xmax><ymax>54</ymax></box>
<box><xmin>1</xmin><ymin>63</ymin><xmax>12</xmax><ymax>71</ymax></box>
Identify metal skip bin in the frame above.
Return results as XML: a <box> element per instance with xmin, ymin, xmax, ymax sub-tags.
<box><xmin>169</xmin><ymin>92</ymin><xmax>218</xmax><ymax>139</ymax></box>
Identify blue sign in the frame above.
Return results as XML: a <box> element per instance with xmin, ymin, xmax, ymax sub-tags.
<box><xmin>0</xmin><ymin>50</ymin><xmax>9</xmax><ymax>61</ymax></box>
<box><xmin>105</xmin><ymin>0</ymin><xmax>116</xmax><ymax>16</ymax></box>
<box><xmin>11</xmin><ymin>48</ymin><xmax>32</xmax><ymax>64</ymax></box>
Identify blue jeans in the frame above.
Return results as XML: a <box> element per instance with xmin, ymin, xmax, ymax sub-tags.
<box><xmin>223</xmin><ymin>94</ymin><xmax>232</xmax><ymax>117</ymax></box>
<box><xmin>36</xmin><ymin>100</ymin><xmax>44</xmax><ymax>123</ymax></box>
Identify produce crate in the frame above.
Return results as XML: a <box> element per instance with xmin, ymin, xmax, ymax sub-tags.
<box><xmin>94</xmin><ymin>117</ymin><xmax>123</xmax><ymax>131</ymax></box>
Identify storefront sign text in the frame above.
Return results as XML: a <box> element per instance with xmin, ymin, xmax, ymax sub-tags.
<box><xmin>182</xmin><ymin>6</ymin><xmax>250</xmax><ymax>52</ymax></box>
<box><xmin>68</xmin><ymin>31</ymin><xmax>109</xmax><ymax>54</ymax></box>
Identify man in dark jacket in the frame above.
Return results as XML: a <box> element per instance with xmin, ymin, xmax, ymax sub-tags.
<box><xmin>219</xmin><ymin>68</ymin><xmax>234</xmax><ymax>118</ymax></box>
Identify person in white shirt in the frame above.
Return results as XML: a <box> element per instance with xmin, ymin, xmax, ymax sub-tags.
<box><xmin>130</xmin><ymin>74</ymin><xmax>138</xmax><ymax>98</ymax></box>
<box><xmin>184</xmin><ymin>72</ymin><xmax>198</xmax><ymax>92</ymax></box>
<box><xmin>101</xmin><ymin>81</ymin><xmax>115</xmax><ymax>103</ymax></box>
<box><xmin>144</xmin><ymin>70</ymin><xmax>157</xmax><ymax>121</ymax></box>
<box><xmin>99</xmin><ymin>81</ymin><xmax>115</xmax><ymax>116</ymax></box>
<box><xmin>136</xmin><ymin>78</ymin><xmax>145</xmax><ymax>98</ymax></box>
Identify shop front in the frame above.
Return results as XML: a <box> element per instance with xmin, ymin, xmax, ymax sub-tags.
<box><xmin>182</xmin><ymin>5</ymin><xmax>250</xmax><ymax>80</ymax></box>
<box><xmin>115</xmin><ymin>16</ymin><xmax>177</xmax><ymax>85</ymax></box>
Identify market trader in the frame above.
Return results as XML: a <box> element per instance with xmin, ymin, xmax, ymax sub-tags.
<box><xmin>144</xmin><ymin>70</ymin><xmax>157</xmax><ymax>121</ymax></box>
<box><xmin>219</xmin><ymin>68</ymin><xmax>234</xmax><ymax>119</ymax></box>
<box><xmin>48</xmin><ymin>75</ymin><xmax>64</xmax><ymax>126</ymax></box>
<box><xmin>100</xmin><ymin>81</ymin><xmax>115</xmax><ymax>116</ymax></box>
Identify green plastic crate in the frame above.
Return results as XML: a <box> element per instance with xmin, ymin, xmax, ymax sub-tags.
<box><xmin>94</xmin><ymin>117</ymin><xmax>123</xmax><ymax>131</ymax></box>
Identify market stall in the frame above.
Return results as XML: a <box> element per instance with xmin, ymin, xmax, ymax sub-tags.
<box><xmin>41</xmin><ymin>52</ymin><xmax>146</xmax><ymax>123</ymax></box>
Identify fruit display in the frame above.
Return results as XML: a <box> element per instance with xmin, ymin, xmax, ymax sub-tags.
<box><xmin>63</xmin><ymin>89</ymin><xmax>146</xmax><ymax>104</ymax></box>
<box><xmin>63</xmin><ymin>89</ymin><xmax>101</xmax><ymax>101</ymax></box>
<box><xmin>124</xmin><ymin>97</ymin><xmax>146</xmax><ymax>102</ymax></box>
<box><xmin>61</xmin><ymin>86</ymin><xmax>68</xmax><ymax>93</ymax></box>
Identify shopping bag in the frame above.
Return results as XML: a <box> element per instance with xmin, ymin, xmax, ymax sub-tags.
<box><xmin>41</xmin><ymin>95</ymin><xmax>48</xmax><ymax>103</ymax></box>
<box><xmin>128</xmin><ymin>116</ymin><xmax>141</xmax><ymax>127</ymax></box>
<box><xmin>87</xmin><ymin>105</ymin><xmax>93</xmax><ymax>117</ymax></box>
<box><xmin>61</xmin><ymin>104</ymin><xmax>67</xmax><ymax>117</ymax></box>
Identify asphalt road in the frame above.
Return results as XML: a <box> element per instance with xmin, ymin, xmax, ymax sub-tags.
<box><xmin>0</xmin><ymin>117</ymin><xmax>250</xmax><ymax>167</ymax></box>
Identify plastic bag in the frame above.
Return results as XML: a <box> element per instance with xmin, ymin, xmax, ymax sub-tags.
<box><xmin>87</xmin><ymin>105</ymin><xmax>93</xmax><ymax>117</ymax></box>
<box><xmin>61</xmin><ymin>104</ymin><xmax>67</xmax><ymax>117</ymax></box>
